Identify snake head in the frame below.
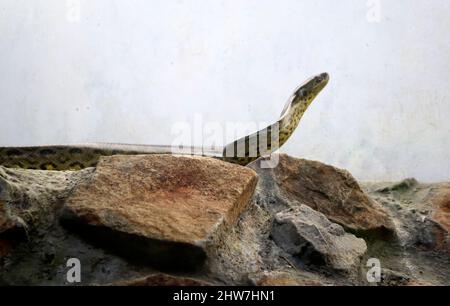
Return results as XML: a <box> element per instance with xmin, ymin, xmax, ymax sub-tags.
<box><xmin>293</xmin><ymin>72</ymin><xmax>329</xmax><ymax>107</ymax></box>
<box><xmin>280</xmin><ymin>72</ymin><xmax>329</xmax><ymax>118</ymax></box>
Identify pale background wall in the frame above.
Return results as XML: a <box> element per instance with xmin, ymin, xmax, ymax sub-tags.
<box><xmin>0</xmin><ymin>0</ymin><xmax>449</xmax><ymax>182</ymax></box>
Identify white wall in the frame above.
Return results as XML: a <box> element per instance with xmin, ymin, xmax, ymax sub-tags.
<box><xmin>0</xmin><ymin>0</ymin><xmax>449</xmax><ymax>182</ymax></box>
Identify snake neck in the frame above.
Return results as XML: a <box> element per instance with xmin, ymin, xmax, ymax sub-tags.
<box><xmin>220</xmin><ymin>98</ymin><xmax>308</xmax><ymax>166</ymax></box>
<box><xmin>278</xmin><ymin>99</ymin><xmax>307</xmax><ymax>148</ymax></box>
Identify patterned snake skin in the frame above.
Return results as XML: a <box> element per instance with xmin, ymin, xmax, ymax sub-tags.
<box><xmin>0</xmin><ymin>73</ymin><xmax>329</xmax><ymax>170</ymax></box>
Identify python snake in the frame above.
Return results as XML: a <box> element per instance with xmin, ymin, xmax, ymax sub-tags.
<box><xmin>0</xmin><ymin>73</ymin><xmax>329</xmax><ymax>170</ymax></box>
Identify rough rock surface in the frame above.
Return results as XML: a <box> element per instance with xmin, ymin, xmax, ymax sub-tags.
<box><xmin>363</xmin><ymin>179</ymin><xmax>449</xmax><ymax>254</ymax></box>
<box><xmin>271</xmin><ymin>205</ymin><xmax>367</xmax><ymax>272</ymax></box>
<box><xmin>112</xmin><ymin>273</ymin><xmax>212</xmax><ymax>286</ymax></box>
<box><xmin>248</xmin><ymin>154</ymin><xmax>394</xmax><ymax>237</ymax></box>
<box><xmin>60</xmin><ymin>155</ymin><xmax>258</xmax><ymax>270</ymax></box>
<box><xmin>362</xmin><ymin>180</ymin><xmax>450</xmax><ymax>285</ymax></box>
<box><xmin>0</xmin><ymin>166</ymin><xmax>93</xmax><ymax>237</ymax></box>
<box><xmin>253</xmin><ymin>271</ymin><xmax>327</xmax><ymax>286</ymax></box>
<box><xmin>427</xmin><ymin>182</ymin><xmax>450</xmax><ymax>251</ymax></box>
<box><xmin>1</xmin><ymin>155</ymin><xmax>449</xmax><ymax>286</ymax></box>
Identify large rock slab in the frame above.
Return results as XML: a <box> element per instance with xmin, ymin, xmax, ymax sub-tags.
<box><xmin>249</xmin><ymin>154</ymin><xmax>394</xmax><ymax>237</ymax></box>
<box><xmin>60</xmin><ymin>154</ymin><xmax>258</xmax><ymax>270</ymax></box>
<box><xmin>271</xmin><ymin>205</ymin><xmax>367</xmax><ymax>272</ymax></box>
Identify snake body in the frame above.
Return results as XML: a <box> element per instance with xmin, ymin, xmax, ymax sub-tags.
<box><xmin>0</xmin><ymin>73</ymin><xmax>329</xmax><ymax>170</ymax></box>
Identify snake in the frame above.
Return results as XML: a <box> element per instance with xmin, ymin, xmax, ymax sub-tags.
<box><xmin>0</xmin><ymin>73</ymin><xmax>329</xmax><ymax>170</ymax></box>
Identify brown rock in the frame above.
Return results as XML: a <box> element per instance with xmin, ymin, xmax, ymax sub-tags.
<box><xmin>404</xmin><ymin>279</ymin><xmax>435</xmax><ymax>286</ymax></box>
<box><xmin>61</xmin><ymin>154</ymin><xmax>258</xmax><ymax>270</ymax></box>
<box><xmin>426</xmin><ymin>183</ymin><xmax>450</xmax><ymax>252</ymax></box>
<box><xmin>113</xmin><ymin>273</ymin><xmax>212</xmax><ymax>286</ymax></box>
<box><xmin>249</xmin><ymin>154</ymin><xmax>394</xmax><ymax>237</ymax></box>
<box><xmin>0</xmin><ymin>238</ymin><xmax>12</xmax><ymax>259</ymax></box>
<box><xmin>428</xmin><ymin>183</ymin><xmax>450</xmax><ymax>226</ymax></box>
<box><xmin>255</xmin><ymin>271</ymin><xmax>326</xmax><ymax>286</ymax></box>
<box><xmin>0</xmin><ymin>200</ymin><xmax>16</xmax><ymax>234</ymax></box>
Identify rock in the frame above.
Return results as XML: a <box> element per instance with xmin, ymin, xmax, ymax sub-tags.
<box><xmin>377</xmin><ymin>178</ymin><xmax>419</xmax><ymax>193</ymax></box>
<box><xmin>206</xmin><ymin>202</ymin><xmax>268</xmax><ymax>284</ymax></box>
<box><xmin>427</xmin><ymin>183</ymin><xmax>450</xmax><ymax>252</ymax></box>
<box><xmin>0</xmin><ymin>199</ymin><xmax>17</xmax><ymax>234</ymax></box>
<box><xmin>253</xmin><ymin>271</ymin><xmax>326</xmax><ymax>286</ymax></box>
<box><xmin>60</xmin><ymin>154</ymin><xmax>258</xmax><ymax>271</ymax></box>
<box><xmin>271</xmin><ymin>205</ymin><xmax>367</xmax><ymax>272</ymax></box>
<box><xmin>365</xmin><ymin>180</ymin><xmax>449</xmax><ymax>254</ymax></box>
<box><xmin>363</xmin><ymin>180</ymin><xmax>450</xmax><ymax>286</ymax></box>
<box><xmin>413</xmin><ymin>218</ymin><xmax>447</xmax><ymax>251</ymax></box>
<box><xmin>379</xmin><ymin>268</ymin><xmax>410</xmax><ymax>286</ymax></box>
<box><xmin>0</xmin><ymin>166</ymin><xmax>93</xmax><ymax>236</ymax></box>
<box><xmin>2</xmin><ymin>154</ymin><xmax>448</xmax><ymax>286</ymax></box>
<box><xmin>249</xmin><ymin>154</ymin><xmax>394</xmax><ymax>237</ymax></box>
<box><xmin>112</xmin><ymin>273</ymin><xmax>212</xmax><ymax>286</ymax></box>
<box><xmin>0</xmin><ymin>238</ymin><xmax>12</xmax><ymax>259</ymax></box>
<box><xmin>404</xmin><ymin>279</ymin><xmax>435</xmax><ymax>286</ymax></box>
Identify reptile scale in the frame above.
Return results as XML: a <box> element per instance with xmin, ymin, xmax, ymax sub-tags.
<box><xmin>0</xmin><ymin>73</ymin><xmax>329</xmax><ymax>170</ymax></box>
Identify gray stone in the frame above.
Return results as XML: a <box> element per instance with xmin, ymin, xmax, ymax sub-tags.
<box><xmin>271</xmin><ymin>205</ymin><xmax>367</xmax><ymax>272</ymax></box>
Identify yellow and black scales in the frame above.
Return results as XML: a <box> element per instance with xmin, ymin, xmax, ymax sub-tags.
<box><xmin>0</xmin><ymin>73</ymin><xmax>329</xmax><ymax>170</ymax></box>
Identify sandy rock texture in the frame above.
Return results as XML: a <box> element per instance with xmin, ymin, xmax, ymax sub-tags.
<box><xmin>0</xmin><ymin>154</ymin><xmax>448</xmax><ymax>286</ymax></box>
<box><xmin>60</xmin><ymin>155</ymin><xmax>257</xmax><ymax>270</ymax></box>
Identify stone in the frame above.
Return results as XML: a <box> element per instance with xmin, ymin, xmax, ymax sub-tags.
<box><xmin>379</xmin><ymin>268</ymin><xmax>410</xmax><ymax>286</ymax></box>
<box><xmin>271</xmin><ymin>205</ymin><xmax>367</xmax><ymax>272</ymax></box>
<box><xmin>60</xmin><ymin>154</ymin><xmax>258</xmax><ymax>270</ymax></box>
<box><xmin>249</xmin><ymin>154</ymin><xmax>395</xmax><ymax>237</ymax></box>
<box><xmin>2</xmin><ymin>154</ymin><xmax>449</xmax><ymax>286</ymax></box>
<box><xmin>377</xmin><ymin>178</ymin><xmax>419</xmax><ymax>193</ymax></box>
<box><xmin>0</xmin><ymin>166</ymin><xmax>93</xmax><ymax>235</ymax></box>
<box><xmin>112</xmin><ymin>273</ymin><xmax>212</xmax><ymax>286</ymax></box>
<box><xmin>427</xmin><ymin>183</ymin><xmax>450</xmax><ymax>252</ymax></box>
<box><xmin>404</xmin><ymin>279</ymin><xmax>435</xmax><ymax>286</ymax></box>
<box><xmin>254</xmin><ymin>271</ymin><xmax>326</xmax><ymax>286</ymax></box>
<box><xmin>0</xmin><ymin>199</ymin><xmax>17</xmax><ymax>234</ymax></box>
<box><xmin>365</xmin><ymin>180</ymin><xmax>449</xmax><ymax>253</ymax></box>
<box><xmin>0</xmin><ymin>238</ymin><xmax>12</xmax><ymax>259</ymax></box>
